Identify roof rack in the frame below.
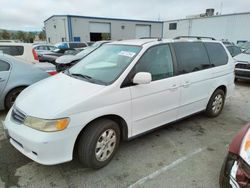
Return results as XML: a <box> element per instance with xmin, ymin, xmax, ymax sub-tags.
<box><xmin>139</xmin><ymin>37</ymin><xmax>162</xmax><ymax>41</ymax></box>
<box><xmin>174</xmin><ymin>36</ymin><xmax>216</xmax><ymax>41</ymax></box>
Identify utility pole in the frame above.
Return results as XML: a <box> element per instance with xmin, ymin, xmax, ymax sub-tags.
<box><xmin>220</xmin><ymin>2</ymin><xmax>223</xmax><ymax>15</ymax></box>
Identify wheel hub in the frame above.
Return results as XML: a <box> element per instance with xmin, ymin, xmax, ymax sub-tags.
<box><xmin>95</xmin><ymin>129</ymin><xmax>117</xmax><ymax>162</ymax></box>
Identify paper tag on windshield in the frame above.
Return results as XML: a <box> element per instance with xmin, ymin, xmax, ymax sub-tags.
<box><xmin>118</xmin><ymin>51</ymin><xmax>136</xmax><ymax>58</ymax></box>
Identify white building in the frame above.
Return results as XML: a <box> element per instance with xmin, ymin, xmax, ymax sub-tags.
<box><xmin>44</xmin><ymin>15</ymin><xmax>163</xmax><ymax>44</ymax></box>
<box><xmin>164</xmin><ymin>11</ymin><xmax>250</xmax><ymax>44</ymax></box>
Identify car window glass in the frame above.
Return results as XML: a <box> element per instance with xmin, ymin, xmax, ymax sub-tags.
<box><xmin>0</xmin><ymin>46</ymin><xmax>24</xmax><ymax>56</ymax></box>
<box><xmin>69</xmin><ymin>44</ymin><xmax>141</xmax><ymax>85</ymax></box>
<box><xmin>0</xmin><ymin>60</ymin><xmax>10</xmax><ymax>71</ymax></box>
<box><xmin>69</xmin><ymin>43</ymin><xmax>87</xmax><ymax>48</ymax></box>
<box><xmin>135</xmin><ymin>44</ymin><xmax>174</xmax><ymax>81</ymax></box>
<box><xmin>204</xmin><ymin>43</ymin><xmax>228</xmax><ymax>66</ymax></box>
<box><xmin>233</xmin><ymin>46</ymin><xmax>241</xmax><ymax>57</ymax></box>
<box><xmin>173</xmin><ymin>42</ymin><xmax>210</xmax><ymax>74</ymax></box>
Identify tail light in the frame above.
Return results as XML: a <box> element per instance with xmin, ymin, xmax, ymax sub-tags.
<box><xmin>47</xmin><ymin>70</ymin><xmax>57</xmax><ymax>76</ymax></box>
<box><xmin>32</xmin><ymin>48</ymin><xmax>39</xmax><ymax>61</ymax></box>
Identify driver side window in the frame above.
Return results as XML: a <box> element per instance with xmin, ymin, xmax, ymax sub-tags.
<box><xmin>134</xmin><ymin>44</ymin><xmax>174</xmax><ymax>81</ymax></box>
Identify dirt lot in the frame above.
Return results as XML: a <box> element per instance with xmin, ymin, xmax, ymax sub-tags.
<box><xmin>0</xmin><ymin>81</ymin><xmax>249</xmax><ymax>188</ymax></box>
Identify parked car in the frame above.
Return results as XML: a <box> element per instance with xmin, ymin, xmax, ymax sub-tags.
<box><xmin>238</xmin><ymin>41</ymin><xmax>250</xmax><ymax>52</ymax></box>
<box><xmin>0</xmin><ymin>40</ymin><xmax>21</xmax><ymax>43</ymax></box>
<box><xmin>3</xmin><ymin>37</ymin><xmax>234</xmax><ymax>169</ymax></box>
<box><xmin>87</xmin><ymin>42</ymin><xmax>95</xmax><ymax>46</ymax></box>
<box><xmin>234</xmin><ymin>48</ymin><xmax>250</xmax><ymax>80</ymax></box>
<box><xmin>55</xmin><ymin>42</ymin><xmax>88</xmax><ymax>50</ymax></box>
<box><xmin>0</xmin><ymin>53</ymin><xmax>50</xmax><ymax>110</ymax></box>
<box><xmin>55</xmin><ymin>41</ymin><xmax>110</xmax><ymax>72</ymax></box>
<box><xmin>33</xmin><ymin>44</ymin><xmax>57</xmax><ymax>57</ymax></box>
<box><xmin>0</xmin><ymin>43</ymin><xmax>39</xmax><ymax>64</ymax></box>
<box><xmin>38</xmin><ymin>48</ymin><xmax>78</xmax><ymax>64</ymax></box>
<box><xmin>220</xmin><ymin>123</ymin><xmax>250</xmax><ymax>188</ymax></box>
<box><xmin>226</xmin><ymin>45</ymin><xmax>242</xmax><ymax>57</ymax></box>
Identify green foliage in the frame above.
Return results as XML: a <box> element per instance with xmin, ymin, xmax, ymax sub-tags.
<box><xmin>1</xmin><ymin>30</ymin><xmax>10</xmax><ymax>39</ymax></box>
<box><xmin>0</xmin><ymin>28</ymin><xmax>45</xmax><ymax>42</ymax></box>
<box><xmin>39</xmin><ymin>27</ymin><xmax>46</xmax><ymax>41</ymax></box>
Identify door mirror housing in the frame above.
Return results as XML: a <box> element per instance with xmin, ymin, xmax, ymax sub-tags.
<box><xmin>133</xmin><ymin>72</ymin><xmax>152</xmax><ymax>85</ymax></box>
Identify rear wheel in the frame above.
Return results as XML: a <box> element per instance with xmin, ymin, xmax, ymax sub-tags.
<box><xmin>78</xmin><ymin>119</ymin><xmax>120</xmax><ymax>169</ymax></box>
<box><xmin>5</xmin><ymin>87</ymin><xmax>26</xmax><ymax>110</ymax></box>
<box><xmin>205</xmin><ymin>89</ymin><xmax>225</xmax><ymax>117</ymax></box>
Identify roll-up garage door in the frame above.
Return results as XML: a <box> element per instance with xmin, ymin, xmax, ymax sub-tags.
<box><xmin>89</xmin><ymin>22</ymin><xmax>111</xmax><ymax>33</ymax></box>
<box><xmin>136</xmin><ymin>25</ymin><xmax>151</xmax><ymax>39</ymax></box>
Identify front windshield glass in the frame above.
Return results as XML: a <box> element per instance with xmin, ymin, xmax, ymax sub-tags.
<box><xmin>68</xmin><ymin>44</ymin><xmax>141</xmax><ymax>85</ymax></box>
<box><xmin>243</xmin><ymin>48</ymin><xmax>250</xmax><ymax>54</ymax></box>
<box><xmin>241</xmin><ymin>42</ymin><xmax>250</xmax><ymax>49</ymax></box>
<box><xmin>75</xmin><ymin>46</ymin><xmax>97</xmax><ymax>58</ymax></box>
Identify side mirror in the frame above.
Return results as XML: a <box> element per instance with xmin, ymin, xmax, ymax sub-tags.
<box><xmin>133</xmin><ymin>72</ymin><xmax>152</xmax><ymax>85</ymax></box>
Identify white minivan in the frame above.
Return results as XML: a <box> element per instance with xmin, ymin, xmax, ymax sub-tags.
<box><xmin>3</xmin><ymin>37</ymin><xmax>235</xmax><ymax>169</ymax></box>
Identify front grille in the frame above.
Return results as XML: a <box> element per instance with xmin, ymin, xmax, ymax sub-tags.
<box><xmin>236</xmin><ymin>63</ymin><xmax>250</xmax><ymax>70</ymax></box>
<box><xmin>11</xmin><ymin>108</ymin><xmax>26</xmax><ymax>124</ymax></box>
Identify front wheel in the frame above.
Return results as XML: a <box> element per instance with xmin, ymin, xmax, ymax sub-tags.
<box><xmin>78</xmin><ymin>119</ymin><xmax>120</xmax><ymax>169</ymax></box>
<box><xmin>205</xmin><ymin>89</ymin><xmax>225</xmax><ymax>117</ymax></box>
<box><xmin>5</xmin><ymin>87</ymin><xmax>26</xmax><ymax>110</ymax></box>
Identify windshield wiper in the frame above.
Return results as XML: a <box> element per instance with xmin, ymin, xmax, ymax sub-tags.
<box><xmin>69</xmin><ymin>73</ymin><xmax>107</xmax><ymax>85</ymax></box>
<box><xmin>71</xmin><ymin>73</ymin><xmax>93</xmax><ymax>80</ymax></box>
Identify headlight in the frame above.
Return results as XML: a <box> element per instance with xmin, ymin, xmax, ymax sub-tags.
<box><xmin>240</xmin><ymin>128</ymin><xmax>250</xmax><ymax>164</ymax></box>
<box><xmin>24</xmin><ymin>116</ymin><xmax>69</xmax><ymax>132</ymax></box>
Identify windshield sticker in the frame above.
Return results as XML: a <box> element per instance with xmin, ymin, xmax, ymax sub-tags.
<box><xmin>118</xmin><ymin>51</ymin><xmax>136</xmax><ymax>58</ymax></box>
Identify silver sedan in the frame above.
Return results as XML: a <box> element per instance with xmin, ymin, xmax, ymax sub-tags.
<box><xmin>0</xmin><ymin>54</ymin><xmax>50</xmax><ymax>110</ymax></box>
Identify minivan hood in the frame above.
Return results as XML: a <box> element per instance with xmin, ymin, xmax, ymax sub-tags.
<box><xmin>234</xmin><ymin>53</ymin><xmax>250</xmax><ymax>63</ymax></box>
<box><xmin>55</xmin><ymin>55</ymin><xmax>78</xmax><ymax>64</ymax></box>
<box><xmin>15</xmin><ymin>73</ymin><xmax>105</xmax><ymax>119</ymax></box>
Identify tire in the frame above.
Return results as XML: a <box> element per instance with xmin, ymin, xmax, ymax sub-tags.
<box><xmin>5</xmin><ymin>87</ymin><xmax>26</xmax><ymax>111</ymax></box>
<box><xmin>205</xmin><ymin>89</ymin><xmax>225</xmax><ymax>117</ymax></box>
<box><xmin>78</xmin><ymin>118</ymin><xmax>120</xmax><ymax>169</ymax></box>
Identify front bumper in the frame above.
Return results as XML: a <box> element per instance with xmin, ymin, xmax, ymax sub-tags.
<box><xmin>3</xmin><ymin>110</ymin><xmax>78</xmax><ymax>165</ymax></box>
<box><xmin>235</xmin><ymin>69</ymin><xmax>250</xmax><ymax>80</ymax></box>
<box><xmin>221</xmin><ymin>153</ymin><xmax>250</xmax><ymax>188</ymax></box>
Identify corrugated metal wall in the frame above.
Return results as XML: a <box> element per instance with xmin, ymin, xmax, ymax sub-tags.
<box><xmin>164</xmin><ymin>13</ymin><xmax>250</xmax><ymax>43</ymax></box>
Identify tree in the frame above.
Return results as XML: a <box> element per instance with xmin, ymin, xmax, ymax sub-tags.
<box><xmin>2</xmin><ymin>30</ymin><xmax>10</xmax><ymax>39</ymax></box>
<box><xmin>16</xmin><ymin>31</ymin><xmax>26</xmax><ymax>41</ymax></box>
<box><xmin>27</xmin><ymin>32</ymin><xmax>35</xmax><ymax>43</ymax></box>
<box><xmin>39</xmin><ymin>27</ymin><xmax>46</xmax><ymax>41</ymax></box>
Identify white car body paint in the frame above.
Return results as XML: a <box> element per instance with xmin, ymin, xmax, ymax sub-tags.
<box><xmin>4</xmin><ymin>39</ymin><xmax>235</xmax><ymax>165</ymax></box>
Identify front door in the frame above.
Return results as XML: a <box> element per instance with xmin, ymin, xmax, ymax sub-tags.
<box><xmin>129</xmin><ymin>44</ymin><xmax>181</xmax><ymax>136</ymax></box>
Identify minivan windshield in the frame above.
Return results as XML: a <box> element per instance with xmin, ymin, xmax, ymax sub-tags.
<box><xmin>243</xmin><ymin>48</ymin><xmax>250</xmax><ymax>54</ymax></box>
<box><xmin>68</xmin><ymin>44</ymin><xmax>141</xmax><ymax>85</ymax></box>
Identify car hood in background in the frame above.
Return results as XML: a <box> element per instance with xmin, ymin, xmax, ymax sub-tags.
<box><xmin>234</xmin><ymin>53</ymin><xmax>250</xmax><ymax>63</ymax></box>
<box><xmin>34</xmin><ymin>62</ymin><xmax>56</xmax><ymax>71</ymax></box>
<box><xmin>15</xmin><ymin>73</ymin><xmax>105</xmax><ymax>119</ymax></box>
<box><xmin>55</xmin><ymin>55</ymin><xmax>79</xmax><ymax>64</ymax></box>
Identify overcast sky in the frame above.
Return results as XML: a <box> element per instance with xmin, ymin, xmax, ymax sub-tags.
<box><xmin>1</xmin><ymin>0</ymin><xmax>250</xmax><ymax>31</ymax></box>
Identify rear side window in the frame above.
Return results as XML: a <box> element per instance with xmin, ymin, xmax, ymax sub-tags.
<box><xmin>173</xmin><ymin>42</ymin><xmax>211</xmax><ymax>74</ymax></box>
<box><xmin>204</xmin><ymin>43</ymin><xmax>228</xmax><ymax>66</ymax></box>
<box><xmin>135</xmin><ymin>44</ymin><xmax>174</xmax><ymax>81</ymax></box>
<box><xmin>0</xmin><ymin>46</ymin><xmax>24</xmax><ymax>56</ymax></box>
<box><xmin>0</xmin><ymin>60</ymin><xmax>10</xmax><ymax>71</ymax></box>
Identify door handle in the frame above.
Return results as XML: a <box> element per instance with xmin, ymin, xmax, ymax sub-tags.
<box><xmin>182</xmin><ymin>81</ymin><xmax>191</xmax><ymax>88</ymax></box>
<box><xmin>0</xmin><ymin>78</ymin><xmax>4</xmax><ymax>82</ymax></box>
<box><xmin>169</xmin><ymin>84</ymin><xmax>178</xmax><ymax>91</ymax></box>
